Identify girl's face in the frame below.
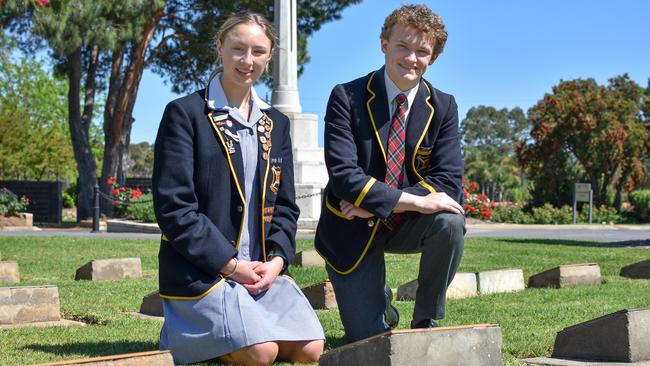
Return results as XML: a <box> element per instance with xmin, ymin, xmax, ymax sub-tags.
<box><xmin>217</xmin><ymin>22</ymin><xmax>273</xmax><ymax>91</ymax></box>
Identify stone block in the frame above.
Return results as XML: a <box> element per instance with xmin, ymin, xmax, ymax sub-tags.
<box><xmin>0</xmin><ymin>261</ymin><xmax>20</xmax><ymax>283</ymax></box>
<box><xmin>293</xmin><ymin>250</ymin><xmax>325</xmax><ymax>268</ymax></box>
<box><xmin>478</xmin><ymin>268</ymin><xmax>525</xmax><ymax>294</ymax></box>
<box><xmin>0</xmin><ymin>285</ymin><xmax>60</xmax><ymax>324</ymax></box>
<box><xmin>552</xmin><ymin>307</ymin><xmax>650</xmax><ymax>362</ymax></box>
<box><xmin>31</xmin><ymin>350</ymin><xmax>174</xmax><ymax>365</ymax></box>
<box><xmin>396</xmin><ymin>279</ymin><xmax>418</xmax><ymax>300</ymax></box>
<box><xmin>320</xmin><ymin>324</ymin><xmax>503</xmax><ymax>366</ymax></box>
<box><xmin>448</xmin><ymin>273</ymin><xmax>479</xmax><ymax>299</ymax></box>
<box><xmin>620</xmin><ymin>259</ymin><xmax>650</xmax><ymax>279</ymax></box>
<box><xmin>301</xmin><ymin>281</ymin><xmax>337</xmax><ymax>309</ymax></box>
<box><xmin>528</xmin><ymin>263</ymin><xmax>601</xmax><ymax>288</ymax></box>
<box><xmin>397</xmin><ymin>273</ymin><xmax>478</xmax><ymax>301</ymax></box>
<box><xmin>75</xmin><ymin>258</ymin><xmax>142</xmax><ymax>281</ymax></box>
<box><xmin>139</xmin><ymin>291</ymin><xmax>163</xmax><ymax>317</ymax></box>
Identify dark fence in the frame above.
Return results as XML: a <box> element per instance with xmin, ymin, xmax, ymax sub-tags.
<box><xmin>0</xmin><ymin>180</ymin><xmax>62</xmax><ymax>223</ymax></box>
<box><xmin>125</xmin><ymin>177</ymin><xmax>152</xmax><ymax>193</ymax></box>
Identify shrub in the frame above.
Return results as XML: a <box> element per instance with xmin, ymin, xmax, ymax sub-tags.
<box><xmin>490</xmin><ymin>202</ymin><xmax>533</xmax><ymax>224</ymax></box>
<box><xmin>531</xmin><ymin>204</ymin><xmax>572</xmax><ymax>224</ymax></box>
<box><xmin>124</xmin><ymin>194</ymin><xmax>156</xmax><ymax>223</ymax></box>
<box><xmin>0</xmin><ymin>187</ymin><xmax>29</xmax><ymax>216</ymax></box>
<box><xmin>62</xmin><ymin>192</ymin><xmax>75</xmax><ymax>208</ymax></box>
<box><xmin>463</xmin><ymin>181</ymin><xmax>493</xmax><ymax>220</ymax></box>
<box><xmin>577</xmin><ymin>204</ymin><xmax>622</xmax><ymax>224</ymax></box>
<box><xmin>628</xmin><ymin>189</ymin><xmax>650</xmax><ymax>222</ymax></box>
<box><xmin>107</xmin><ymin>176</ymin><xmax>143</xmax><ymax>217</ymax></box>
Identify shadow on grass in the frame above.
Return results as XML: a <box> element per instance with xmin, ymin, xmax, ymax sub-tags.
<box><xmin>500</xmin><ymin>238</ymin><xmax>650</xmax><ymax>248</ymax></box>
<box><xmin>24</xmin><ymin>340</ymin><xmax>158</xmax><ymax>359</ymax></box>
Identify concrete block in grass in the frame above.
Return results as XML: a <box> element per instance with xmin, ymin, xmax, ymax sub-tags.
<box><xmin>320</xmin><ymin>324</ymin><xmax>503</xmax><ymax>366</ymax></box>
<box><xmin>528</xmin><ymin>263</ymin><xmax>600</xmax><ymax>288</ymax></box>
<box><xmin>620</xmin><ymin>259</ymin><xmax>650</xmax><ymax>279</ymax></box>
<box><xmin>75</xmin><ymin>257</ymin><xmax>142</xmax><ymax>281</ymax></box>
<box><xmin>0</xmin><ymin>261</ymin><xmax>19</xmax><ymax>283</ymax></box>
<box><xmin>0</xmin><ymin>285</ymin><xmax>60</xmax><ymax>325</ymax></box>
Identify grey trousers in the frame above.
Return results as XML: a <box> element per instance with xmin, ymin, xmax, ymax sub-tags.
<box><xmin>326</xmin><ymin>212</ymin><xmax>465</xmax><ymax>343</ymax></box>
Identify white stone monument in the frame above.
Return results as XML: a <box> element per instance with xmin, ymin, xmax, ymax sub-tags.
<box><xmin>272</xmin><ymin>0</ymin><xmax>327</xmax><ymax>228</ymax></box>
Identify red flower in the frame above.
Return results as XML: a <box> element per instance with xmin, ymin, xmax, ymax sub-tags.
<box><xmin>130</xmin><ymin>188</ymin><xmax>142</xmax><ymax>199</ymax></box>
<box><xmin>111</xmin><ymin>189</ymin><xmax>120</xmax><ymax>196</ymax></box>
<box><xmin>35</xmin><ymin>0</ymin><xmax>50</xmax><ymax>7</ymax></box>
<box><xmin>478</xmin><ymin>193</ymin><xmax>488</xmax><ymax>201</ymax></box>
<box><xmin>469</xmin><ymin>182</ymin><xmax>478</xmax><ymax>191</ymax></box>
<box><xmin>463</xmin><ymin>190</ymin><xmax>470</xmax><ymax>199</ymax></box>
<box><xmin>107</xmin><ymin>176</ymin><xmax>116</xmax><ymax>186</ymax></box>
<box><xmin>121</xmin><ymin>187</ymin><xmax>128</xmax><ymax>192</ymax></box>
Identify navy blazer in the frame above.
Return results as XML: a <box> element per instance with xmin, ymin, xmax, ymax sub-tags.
<box><xmin>153</xmin><ymin>89</ymin><xmax>299</xmax><ymax>299</ymax></box>
<box><xmin>315</xmin><ymin>67</ymin><xmax>463</xmax><ymax>275</ymax></box>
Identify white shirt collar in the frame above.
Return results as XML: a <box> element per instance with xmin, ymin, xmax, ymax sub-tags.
<box><xmin>384</xmin><ymin>69</ymin><xmax>419</xmax><ymax>110</ymax></box>
<box><xmin>206</xmin><ymin>72</ymin><xmax>271</xmax><ymax>111</ymax></box>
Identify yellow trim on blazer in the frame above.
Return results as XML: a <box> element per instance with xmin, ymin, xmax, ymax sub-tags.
<box><xmin>354</xmin><ymin>177</ymin><xmax>376</xmax><ymax>207</ymax></box>
<box><xmin>161</xmin><ymin>234</ymin><xmax>168</xmax><ymax>241</ymax></box>
<box><xmin>411</xmin><ymin>82</ymin><xmax>436</xmax><ymax>183</ymax></box>
<box><xmin>260</xmin><ymin>114</ymin><xmax>274</xmax><ymax>261</ymax></box>
<box><xmin>159</xmin><ymin>278</ymin><xmax>226</xmax><ymax>300</ymax></box>
<box><xmin>366</xmin><ymin>72</ymin><xmax>387</xmax><ymax>164</ymax></box>
<box><xmin>316</xmin><ymin>218</ymin><xmax>381</xmax><ymax>275</ymax></box>
<box><xmin>208</xmin><ymin>111</ymin><xmax>246</xmax><ymax>249</ymax></box>
<box><xmin>418</xmin><ymin>180</ymin><xmax>436</xmax><ymax>193</ymax></box>
<box><xmin>326</xmin><ymin>197</ymin><xmax>353</xmax><ymax>220</ymax></box>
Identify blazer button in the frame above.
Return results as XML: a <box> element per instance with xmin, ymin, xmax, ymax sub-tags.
<box><xmin>367</xmin><ymin>220</ymin><xmax>375</xmax><ymax>228</ymax></box>
<box><xmin>230</xmin><ymin>240</ymin><xmax>236</xmax><ymax>246</ymax></box>
<box><xmin>236</xmin><ymin>205</ymin><xmax>243</xmax><ymax>213</ymax></box>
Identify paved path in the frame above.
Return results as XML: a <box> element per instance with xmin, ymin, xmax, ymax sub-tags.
<box><xmin>2</xmin><ymin>223</ymin><xmax>649</xmax><ymax>243</ymax></box>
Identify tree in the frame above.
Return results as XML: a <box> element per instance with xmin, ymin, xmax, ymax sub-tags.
<box><xmin>461</xmin><ymin>106</ymin><xmax>530</xmax><ymax>201</ymax></box>
<box><xmin>518</xmin><ymin>76</ymin><xmax>648</xmax><ymax>207</ymax></box>
<box><xmin>3</xmin><ymin>0</ymin><xmax>362</xmax><ymax>219</ymax></box>
<box><xmin>125</xmin><ymin>142</ymin><xmax>154</xmax><ymax>178</ymax></box>
<box><xmin>0</xmin><ymin>57</ymin><xmax>83</xmax><ymax>181</ymax></box>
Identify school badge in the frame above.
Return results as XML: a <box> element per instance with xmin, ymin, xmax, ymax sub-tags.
<box><xmin>270</xmin><ymin>165</ymin><xmax>281</xmax><ymax>194</ymax></box>
<box><xmin>414</xmin><ymin>147</ymin><xmax>433</xmax><ymax>172</ymax></box>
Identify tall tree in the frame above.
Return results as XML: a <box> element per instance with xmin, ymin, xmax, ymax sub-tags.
<box><xmin>125</xmin><ymin>142</ymin><xmax>154</xmax><ymax>178</ymax></box>
<box><xmin>3</xmin><ymin>0</ymin><xmax>362</xmax><ymax>219</ymax></box>
<box><xmin>0</xmin><ymin>57</ymin><xmax>80</xmax><ymax>181</ymax></box>
<box><xmin>518</xmin><ymin>76</ymin><xmax>648</xmax><ymax>207</ymax></box>
<box><xmin>461</xmin><ymin>106</ymin><xmax>529</xmax><ymax>201</ymax></box>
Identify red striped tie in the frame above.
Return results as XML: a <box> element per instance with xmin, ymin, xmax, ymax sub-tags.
<box><xmin>384</xmin><ymin>94</ymin><xmax>407</xmax><ymax>229</ymax></box>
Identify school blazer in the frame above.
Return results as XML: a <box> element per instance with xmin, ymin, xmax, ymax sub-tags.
<box><xmin>152</xmin><ymin>89</ymin><xmax>299</xmax><ymax>299</ymax></box>
<box><xmin>315</xmin><ymin>67</ymin><xmax>463</xmax><ymax>275</ymax></box>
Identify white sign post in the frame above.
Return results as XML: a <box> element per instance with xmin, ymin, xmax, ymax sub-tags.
<box><xmin>573</xmin><ymin>183</ymin><xmax>593</xmax><ymax>224</ymax></box>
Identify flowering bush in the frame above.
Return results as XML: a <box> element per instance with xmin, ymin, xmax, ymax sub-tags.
<box><xmin>463</xmin><ymin>181</ymin><xmax>492</xmax><ymax>220</ymax></box>
<box><xmin>0</xmin><ymin>187</ymin><xmax>30</xmax><ymax>216</ymax></box>
<box><xmin>491</xmin><ymin>202</ymin><xmax>533</xmax><ymax>224</ymax></box>
<box><xmin>107</xmin><ymin>177</ymin><xmax>143</xmax><ymax>217</ymax></box>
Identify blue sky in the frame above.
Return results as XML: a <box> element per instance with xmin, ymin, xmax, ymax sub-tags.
<box><xmin>131</xmin><ymin>0</ymin><xmax>650</xmax><ymax>145</ymax></box>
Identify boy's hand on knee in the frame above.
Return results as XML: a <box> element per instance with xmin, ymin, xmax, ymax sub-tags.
<box><xmin>396</xmin><ymin>192</ymin><xmax>464</xmax><ymax>215</ymax></box>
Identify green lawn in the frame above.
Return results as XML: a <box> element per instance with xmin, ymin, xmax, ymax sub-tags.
<box><xmin>0</xmin><ymin>236</ymin><xmax>649</xmax><ymax>365</ymax></box>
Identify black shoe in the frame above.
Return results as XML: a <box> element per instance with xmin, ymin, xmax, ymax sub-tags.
<box><xmin>384</xmin><ymin>285</ymin><xmax>399</xmax><ymax>328</ymax></box>
<box><xmin>410</xmin><ymin>319</ymin><xmax>439</xmax><ymax>329</ymax></box>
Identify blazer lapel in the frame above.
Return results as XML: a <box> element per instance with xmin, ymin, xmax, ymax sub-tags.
<box><xmin>365</xmin><ymin>68</ymin><xmax>391</xmax><ymax>165</ymax></box>
<box><xmin>405</xmin><ymin>79</ymin><xmax>435</xmax><ymax>154</ymax></box>
<box><xmin>207</xmin><ymin>110</ymin><xmax>246</xmax><ymax>205</ymax></box>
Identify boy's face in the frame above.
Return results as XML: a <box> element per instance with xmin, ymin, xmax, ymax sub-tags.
<box><xmin>381</xmin><ymin>23</ymin><xmax>435</xmax><ymax>91</ymax></box>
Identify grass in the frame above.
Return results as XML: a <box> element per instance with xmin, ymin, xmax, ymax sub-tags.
<box><xmin>0</xmin><ymin>236</ymin><xmax>649</xmax><ymax>365</ymax></box>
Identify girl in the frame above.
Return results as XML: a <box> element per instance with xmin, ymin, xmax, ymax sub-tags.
<box><xmin>153</xmin><ymin>11</ymin><xmax>325</xmax><ymax>365</ymax></box>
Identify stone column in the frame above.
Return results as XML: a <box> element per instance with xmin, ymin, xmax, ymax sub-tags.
<box><xmin>273</xmin><ymin>0</ymin><xmax>327</xmax><ymax>228</ymax></box>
